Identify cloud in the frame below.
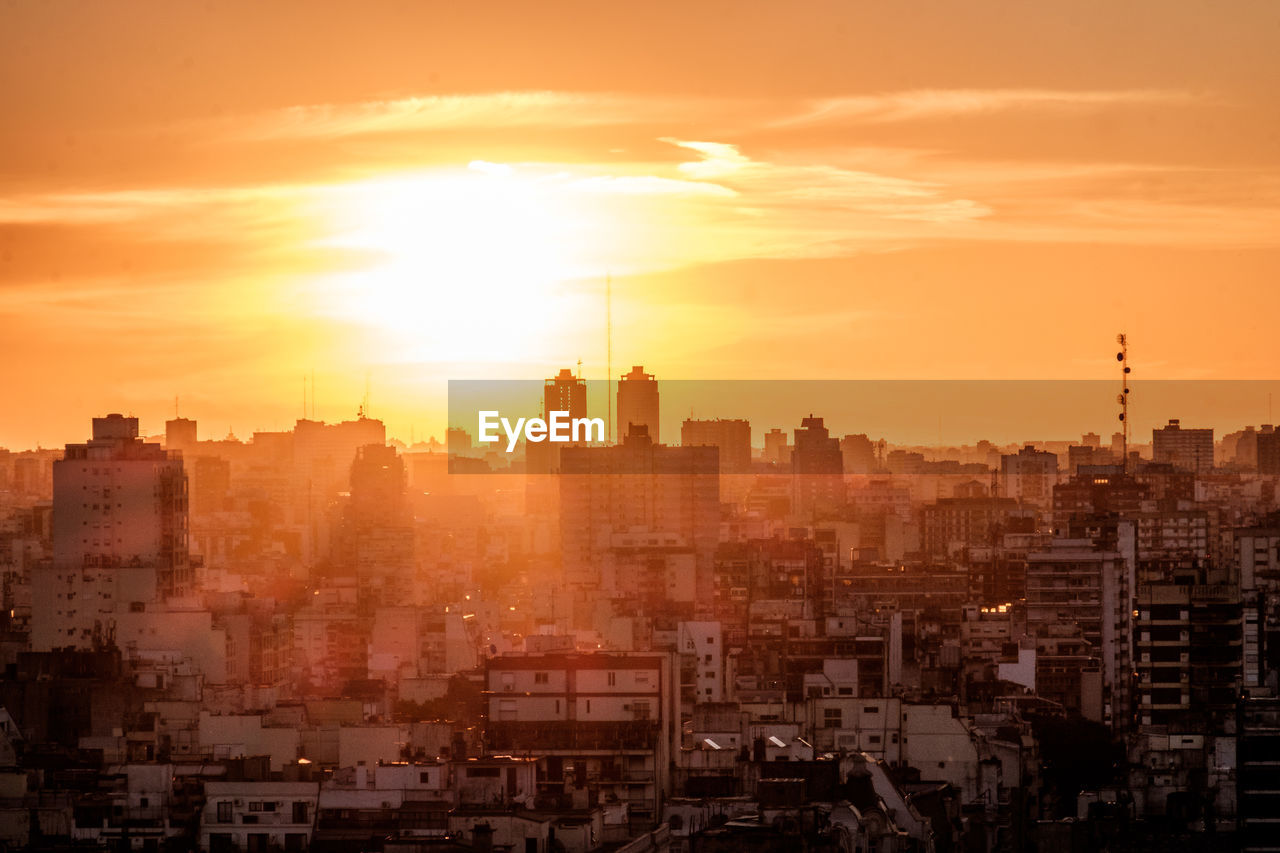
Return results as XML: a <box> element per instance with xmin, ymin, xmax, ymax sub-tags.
<box><xmin>666</xmin><ymin>140</ymin><xmax>756</xmax><ymax>179</ymax></box>
<box><xmin>566</xmin><ymin>175</ymin><xmax>736</xmax><ymax>196</ymax></box>
<box><xmin>217</xmin><ymin>91</ymin><xmax>723</xmax><ymax>142</ymax></box>
<box><xmin>772</xmin><ymin>88</ymin><xmax>1200</xmax><ymax>127</ymax></box>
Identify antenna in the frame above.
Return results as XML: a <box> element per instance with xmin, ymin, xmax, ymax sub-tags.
<box><xmin>174</xmin><ymin>395</ymin><xmax>179</xmax><ymax>419</ymax></box>
<box><xmin>607</xmin><ymin>273</ymin><xmax>612</xmax><ymax>444</ymax></box>
<box><xmin>1116</xmin><ymin>333</ymin><xmax>1131</xmax><ymax>473</ymax></box>
<box><xmin>302</xmin><ymin>377</ymin><xmax>307</xmax><ymax>420</ymax></box>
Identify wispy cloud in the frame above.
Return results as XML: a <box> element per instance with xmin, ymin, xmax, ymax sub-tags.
<box><xmin>771</xmin><ymin>88</ymin><xmax>1201</xmax><ymax>127</ymax></box>
<box><xmin>219</xmin><ymin>91</ymin><xmax>723</xmax><ymax>142</ymax></box>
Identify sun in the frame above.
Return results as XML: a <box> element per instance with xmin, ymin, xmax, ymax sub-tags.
<box><xmin>309</xmin><ymin>162</ymin><xmax>602</xmax><ymax>365</ymax></box>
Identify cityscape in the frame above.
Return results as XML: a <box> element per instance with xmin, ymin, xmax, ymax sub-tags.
<box><xmin>5</xmin><ymin>2</ymin><xmax>1280</xmax><ymax>852</ymax></box>
<box><xmin>2</xmin><ymin>370</ymin><xmax>1280</xmax><ymax>851</ymax></box>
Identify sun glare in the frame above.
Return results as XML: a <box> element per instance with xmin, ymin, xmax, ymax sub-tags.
<box><xmin>311</xmin><ymin>163</ymin><xmax>603</xmax><ymax>364</ymax></box>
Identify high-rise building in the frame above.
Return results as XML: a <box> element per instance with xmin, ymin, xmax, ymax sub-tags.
<box><xmin>341</xmin><ymin>444</ymin><xmax>414</xmax><ymax>608</ymax></box>
<box><xmin>1152</xmin><ymin>418</ymin><xmax>1214</xmax><ymax>473</ymax></box>
<box><xmin>681</xmin><ymin>418</ymin><xmax>751</xmax><ymax>474</ymax></box>
<box><xmin>1257</xmin><ymin>426</ymin><xmax>1280</xmax><ymax>475</ymax></box>
<box><xmin>617</xmin><ymin>365</ymin><xmax>659</xmax><ymax>444</ymax></box>
<box><xmin>559</xmin><ymin>428</ymin><xmax>719</xmax><ymax>611</ymax></box>
<box><xmin>763</xmin><ymin>429</ymin><xmax>790</xmax><ymax>466</ymax></box>
<box><xmin>840</xmin><ymin>433</ymin><xmax>877</xmax><ymax>474</ymax></box>
<box><xmin>32</xmin><ymin>414</ymin><xmax>191</xmax><ymax>650</ymax></box>
<box><xmin>792</xmin><ymin>416</ymin><xmax>844</xmax><ymax>515</ymax></box>
<box><xmin>1000</xmin><ymin>445</ymin><xmax>1059</xmax><ymax>507</ymax></box>
<box><xmin>1134</xmin><ymin>581</ymin><xmax>1241</xmax><ymax>729</ymax></box>
<box><xmin>293</xmin><ymin>414</ymin><xmax>387</xmax><ymax>493</ymax></box>
<box><xmin>525</xmin><ymin>368</ymin><xmax>591</xmax><ymax>475</ymax></box>
<box><xmin>165</xmin><ymin>417</ymin><xmax>198</xmax><ymax>454</ymax></box>
<box><xmin>1240</xmin><ymin>697</ymin><xmax>1280</xmax><ymax>851</ymax></box>
<box><xmin>1026</xmin><ymin>537</ymin><xmax>1132</xmax><ymax>728</ymax></box>
<box><xmin>545</xmin><ymin>367</ymin><xmax>587</xmax><ymax>422</ymax></box>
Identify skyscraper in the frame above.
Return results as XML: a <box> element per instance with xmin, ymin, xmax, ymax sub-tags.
<box><xmin>791</xmin><ymin>415</ymin><xmax>844</xmax><ymax>515</ymax></box>
<box><xmin>559</xmin><ymin>428</ymin><xmax>719</xmax><ymax>613</ymax></box>
<box><xmin>545</xmin><ymin>367</ymin><xmax>588</xmax><ymax>422</ymax></box>
<box><xmin>1254</xmin><ymin>426</ymin><xmax>1278</xmax><ymax>475</ymax></box>
<box><xmin>32</xmin><ymin>414</ymin><xmax>191</xmax><ymax>650</ymax></box>
<box><xmin>617</xmin><ymin>365</ymin><xmax>659</xmax><ymax>443</ymax></box>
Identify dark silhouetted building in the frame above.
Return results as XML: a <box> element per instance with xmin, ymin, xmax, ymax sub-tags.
<box><xmin>617</xmin><ymin>365</ymin><xmax>659</xmax><ymax>444</ymax></box>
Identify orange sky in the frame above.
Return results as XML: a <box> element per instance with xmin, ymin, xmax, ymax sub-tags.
<box><xmin>2</xmin><ymin>1</ymin><xmax>1280</xmax><ymax>448</ymax></box>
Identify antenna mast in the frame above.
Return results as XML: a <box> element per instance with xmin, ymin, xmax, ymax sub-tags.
<box><xmin>607</xmin><ymin>273</ymin><xmax>613</xmax><ymax>444</ymax></box>
<box><xmin>1116</xmin><ymin>333</ymin><xmax>1131</xmax><ymax>473</ymax></box>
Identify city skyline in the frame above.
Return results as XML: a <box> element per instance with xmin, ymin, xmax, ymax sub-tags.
<box><xmin>4</xmin><ymin>5</ymin><xmax>1280</xmax><ymax>849</ymax></box>
<box><xmin>4</xmin><ymin>2</ymin><xmax>1280</xmax><ymax>448</ymax></box>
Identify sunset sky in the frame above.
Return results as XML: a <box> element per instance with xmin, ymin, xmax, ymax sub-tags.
<box><xmin>3</xmin><ymin>1</ymin><xmax>1280</xmax><ymax>448</ymax></box>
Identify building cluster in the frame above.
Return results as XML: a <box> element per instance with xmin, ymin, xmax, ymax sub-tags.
<box><xmin>1</xmin><ymin>372</ymin><xmax>1279</xmax><ymax>852</ymax></box>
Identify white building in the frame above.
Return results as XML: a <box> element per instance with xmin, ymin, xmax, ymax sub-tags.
<box><xmin>200</xmin><ymin>780</ymin><xmax>318</xmax><ymax>853</ymax></box>
<box><xmin>32</xmin><ymin>414</ymin><xmax>191</xmax><ymax>651</ymax></box>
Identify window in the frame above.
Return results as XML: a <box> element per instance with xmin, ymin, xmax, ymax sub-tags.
<box><xmin>292</xmin><ymin>802</ymin><xmax>308</xmax><ymax>823</ymax></box>
<box><xmin>249</xmin><ymin>802</ymin><xmax>263</xmax><ymax>813</ymax></box>
<box><xmin>217</xmin><ymin>802</ymin><xmax>232</xmax><ymax>823</ymax></box>
<box><xmin>607</xmin><ymin>672</ymin><xmax>617</xmax><ymax>686</ymax></box>
<box><xmin>419</xmin><ymin>772</ymin><xmax>432</xmax><ymax>784</ymax></box>
<box><xmin>534</xmin><ymin>672</ymin><xmax>549</xmax><ymax>684</ymax></box>
<box><xmin>824</xmin><ymin>708</ymin><xmax>842</xmax><ymax>728</ymax></box>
